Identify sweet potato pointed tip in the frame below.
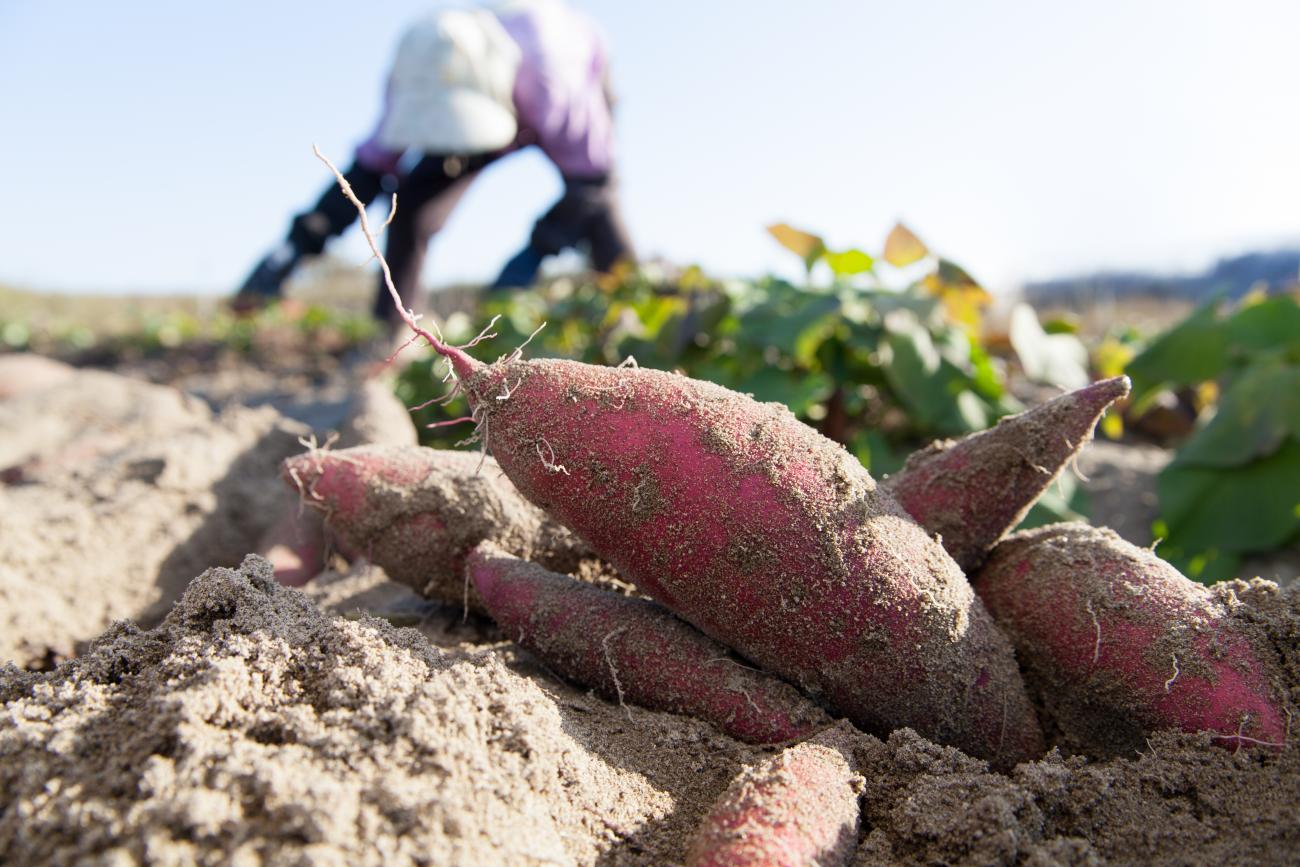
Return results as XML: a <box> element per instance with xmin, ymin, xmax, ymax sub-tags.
<box><xmin>466</xmin><ymin>544</ymin><xmax>509</xmax><ymax>603</ymax></box>
<box><xmin>279</xmin><ymin>446</ymin><xmax>430</xmax><ymax>524</ymax></box>
<box><xmin>279</xmin><ymin>451</ymin><xmax>367</xmax><ymax>524</ymax></box>
<box><xmin>889</xmin><ymin>376</ymin><xmax>1131</xmax><ymax>572</ymax></box>
<box><xmin>1077</xmin><ymin>374</ymin><xmax>1131</xmax><ymax>415</ymax></box>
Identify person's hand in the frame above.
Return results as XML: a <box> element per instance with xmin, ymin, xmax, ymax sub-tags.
<box><xmin>231</xmin><ymin>243</ymin><xmax>299</xmax><ymax>314</ymax></box>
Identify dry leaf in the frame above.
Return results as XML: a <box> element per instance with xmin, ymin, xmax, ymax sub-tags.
<box><xmin>883</xmin><ymin>222</ymin><xmax>929</xmax><ymax>267</ymax></box>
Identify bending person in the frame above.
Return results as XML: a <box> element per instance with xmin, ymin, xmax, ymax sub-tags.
<box><xmin>235</xmin><ymin>0</ymin><xmax>634</xmax><ymax>330</ymax></box>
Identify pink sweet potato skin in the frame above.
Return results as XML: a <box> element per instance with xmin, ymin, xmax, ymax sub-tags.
<box><xmin>468</xmin><ymin>544</ymin><xmax>831</xmax><ymax>744</ymax></box>
<box><xmin>459</xmin><ymin>357</ymin><xmax>1043</xmax><ymax>767</ymax></box>
<box><xmin>887</xmin><ymin>376</ymin><xmax>1130</xmax><ymax>572</ymax></box>
<box><xmin>281</xmin><ymin>445</ymin><xmax>587</xmax><ymax>609</ymax></box>
<box><xmin>974</xmin><ymin>523</ymin><xmax>1288</xmax><ymax>756</ymax></box>
<box><xmin>686</xmin><ymin>724</ymin><xmax>863</xmax><ymax>867</ymax></box>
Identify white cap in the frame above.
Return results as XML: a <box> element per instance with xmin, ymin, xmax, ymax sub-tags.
<box><xmin>378</xmin><ymin>9</ymin><xmax>521</xmax><ymax>154</ymax></box>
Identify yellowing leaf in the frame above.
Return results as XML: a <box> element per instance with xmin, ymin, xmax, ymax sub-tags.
<box><xmin>766</xmin><ymin>223</ymin><xmax>825</xmax><ymax>266</ymax></box>
<box><xmin>922</xmin><ymin>259</ymin><xmax>991</xmax><ymax>334</ymax></box>
<box><xmin>947</xmin><ymin>287</ymin><xmax>991</xmax><ymax>333</ymax></box>
<box><xmin>1090</xmin><ymin>340</ymin><xmax>1132</xmax><ymax>437</ymax></box>
<box><xmin>596</xmin><ymin>258</ymin><xmax>635</xmax><ymax>292</ymax></box>
<box><xmin>883</xmin><ymin>222</ymin><xmax>929</xmax><ymax>267</ymax></box>
<box><xmin>1239</xmin><ymin>283</ymin><xmax>1270</xmax><ymax>308</ymax></box>
<box><xmin>1195</xmin><ymin>380</ymin><xmax>1219</xmax><ymax>411</ymax></box>
<box><xmin>1101</xmin><ymin>410</ymin><xmax>1124</xmax><ymax>440</ymax></box>
<box><xmin>1092</xmin><ymin>336</ymin><xmax>1135</xmax><ymax>380</ymax></box>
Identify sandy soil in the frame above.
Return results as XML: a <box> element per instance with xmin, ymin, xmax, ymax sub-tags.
<box><xmin>1</xmin><ymin>556</ymin><xmax>1295</xmax><ymax>865</ymax></box>
<box><xmin>0</xmin><ymin>366</ymin><xmax>420</xmax><ymax>670</ymax></box>
<box><xmin>0</xmin><ymin>369</ymin><xmax>307</xmax><ymax>668</ymax></box>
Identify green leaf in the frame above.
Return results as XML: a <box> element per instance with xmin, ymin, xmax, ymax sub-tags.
<box><xmin>1223</xmin><ymin>295</ymin><xmax>1300</xmax><ymax>355</ymax></box>
<box><xmin>1042</xmin><ymin>316</ymin><xmax>1079</xmax><ymax>335</ymax></box>
<box><xmin>1172</xmin><ymin>360</ymin><xmax>1300</xmax><ymax>468</ymax></box>
<box><xmin>1125</xmin><ymin>299</ymin><xmax>1228</xmax><ymax>405</ymax></box>
<box><xmin>932</xmin><ymin>324</ymin><xmax>973</xmax><ymax>369</ymax></box>
<box><xmin>1157</xmin><ymin>436</ymin><xmax>1300</xmax><ymax>559</ymax></box>
<box><xmin>823</xmin><ymin>248</ymin><xmax>875</xmax><ymax>278</ymax></box>
<box><xmin>954</xmin><ymin>389</ymin><xmax>993</xmax><ymax>431</ymax></box>
<box><xmin>881</xmin><ymin>323</ymin><xmax>943</xmax><ymax>428</ymax></box>
<box><xmin>631</xmin><ymin>293</ymin><xmax>687</xmax><ymax>340</ymax></box>
<box><xmin>740</xmin><ymin>292</ymin><xmax>841</xmax><ymax>366</ymax></box>
<box><xmin>738</xmin><ymin>368</ymin><xmax>834</xmax><ymax>415</ymax></box>
<box><xmin>852</xmin><ymin>429</ymin><xmax>906</xmax><ymax>477</ymax></box>
<box><xmin>1017</xmin><ymin>471</ymin><xmax>1089</xmax><ymax>530</ymax></box>
<box><xmin>880</xmin><ymin>310</ymin><xmax>985</xmax><ymax>434</ymax></box>
<box><xmin>1009</xmin><ymin>303</ymin><xmax>1090</xmax><ymax>389</ymax></box>
<box><xmin>793</xmin><ymin>315</ymin><xmax>841</xmax><ymax>368</ymax></box>
<box><xmin>1159</xmin><ymin>546</ymin><xmax>1242</xmax><ymax>585</ymax></box>
<box><xmin>867</xmin><ymin>286</ymin><xmax>942</xmax><ymax>324</ymax></box>
<box><xmin>967</xmin><ymin>337</ymin><xmax>1005</xmax><ymax>400</ymax></box>
<box><xmin>934</xmin><ymin>258</ymin><xmax>978</xmax><ymax>286</ymax></box>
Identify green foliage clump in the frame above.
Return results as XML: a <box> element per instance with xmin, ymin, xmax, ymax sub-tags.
<box><xmin>1127</xmin><ymin>292</ymin><xmax>1300</xmax><ymax>582</ymax></box>
<box><xmin>399</xmin><ymin>223</ymin><xmax>1028</xmax><ymax>480</ymax></box>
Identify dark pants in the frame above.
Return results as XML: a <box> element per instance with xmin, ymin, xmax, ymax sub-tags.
<box><xmin>529</xmin><ymin>174</ymin><xmax>634</xmax><ymax>270</ymax></box>
<box><xmin>372</xmin><ymin>152</ymin><xmax>503</xmax><ymax>323</ymax></box>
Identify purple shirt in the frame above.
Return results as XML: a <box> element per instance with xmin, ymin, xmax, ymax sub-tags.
<box><xmin>356</xmin><ymin>1</ymin><xmax>614</xmax><ymax>178</ymax></box>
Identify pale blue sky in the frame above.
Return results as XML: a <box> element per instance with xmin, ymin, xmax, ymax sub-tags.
<box><xmin>2</xmin><ymin>0</ymin><xmax>1298</xmax><ymax>295</ymax></box>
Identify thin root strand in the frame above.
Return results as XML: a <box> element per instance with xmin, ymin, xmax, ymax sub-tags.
<box><xmin>427</xmin><ymin>416</ymin><xmax>477</xmax><ymax>429</ymax></box>
<box><xmin>1164</xmin><ymin>654</ymin><xmax>1181</xmax><ymax>693</ymax></box>
<box><xmin>313</xmin><ymin>146</ymin><xmax>450</xmax><ymax>356</ymax></box>
<box><xmin>601</xmin><ymin>627</ymin><xmax>632</xmax><ymax>721</ymax></box>
<box><xmin>536</xmin><ymin>438</ymin><xmax>570</xmax><ymax>475</ymax></box>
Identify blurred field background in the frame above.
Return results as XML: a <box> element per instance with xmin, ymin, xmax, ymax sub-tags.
<box><xmin>3</xmin><ymin>1</ymin><xmax>1298</xmax><ymax>584</ymax></box>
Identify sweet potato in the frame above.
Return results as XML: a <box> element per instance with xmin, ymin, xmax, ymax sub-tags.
<box><xmin>468</xmin><ymin>543</ymin><xmax>832</xmax><ymax>744</ymax></box>
<box><xmin>281</xmin><ymin>445</ymin><xmax>588</xmax><ymax>610</ymax></box>
<box><xmin>974</xmin><ymin>523</ymin><xmax>1288</xmax><ymax>756</ymax></box>
<box><xmin>686</xmin><ymin>723</ymin><xmax>863</xmax><ymax>866</ymax></box>
<box><xmin>438</xmin><ymin>350</ymin><xmax>1043</xmax><ymax>767</ymax></box>
<box><xmin>258</xmin><ymin>382</ymin><xmax>416</xmax><ymax>586</ymax></box>
<box><xmin>887</xmin><ymin>376</ymin><xmax>1130</xmax><ymax>571</ymax></box>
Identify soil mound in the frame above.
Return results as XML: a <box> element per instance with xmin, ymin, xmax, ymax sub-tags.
<box><xmin>0</xmin><ymin>557</ymin><xmax>758</xmax><ymax>865</ymax></box>
<box><xmin>0</xmin><ymin>371</ymin><xmax>307</xmax><ymax>667</ymax></box>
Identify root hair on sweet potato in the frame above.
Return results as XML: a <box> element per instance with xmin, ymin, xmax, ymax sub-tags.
<box><xmin>601</xmin><ymin>626</ymin><xmax>633</xmax><ymax>720</ymax></box>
